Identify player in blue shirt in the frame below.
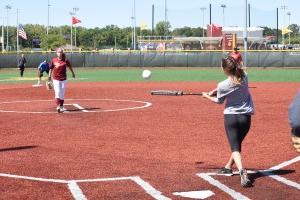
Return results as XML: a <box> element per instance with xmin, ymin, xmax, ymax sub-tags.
<box><xmin>36</xmin><ymin>60</ymin><xmax>50</xmax><ymax>85</ymax></box>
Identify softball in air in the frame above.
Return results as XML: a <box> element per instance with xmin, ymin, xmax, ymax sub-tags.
<box><xmin>142</xmin><ymin>69</ymin><xmax>152</xmax><ymax>79</ymax></box>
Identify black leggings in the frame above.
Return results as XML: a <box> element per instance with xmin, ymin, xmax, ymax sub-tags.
<box><xmin>224</xmin><ymin>114</ymin><xmax>251</xmax><ymax>152</ymax></box>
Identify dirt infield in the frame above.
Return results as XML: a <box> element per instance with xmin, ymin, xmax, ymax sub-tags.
<box><xmin>0</xmin><ymin>82</ymin><xmax>299</xmax><ymax>199</ymax></box>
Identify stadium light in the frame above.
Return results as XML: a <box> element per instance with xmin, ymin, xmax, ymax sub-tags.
<box><xmin>220</xmin><ymin>4</ymin><xmax>226</xmax><ymax>27</ymax></box>
<box><xmin>5</xmin><ymin>5</ymin><xmax>12</xmax><ymax>51</ymax></box>
<box><xmin>132</xmin><ymin>0</ymin><xmax>136</xmax><ymax>50</ymax></box>
<box><xmin>287</xmin><ymin>11</ymin><xmax>291</xmax><ymax>45</ymax></box>
<box><xmin>200</xmin><ymin>7</ymin><xmax>206</xmax><ymax>37</ymax></box>
<box><xmin>281</xmin><ymin>4</ymin><xmax>288</xmax><ymax>45</ymax></box>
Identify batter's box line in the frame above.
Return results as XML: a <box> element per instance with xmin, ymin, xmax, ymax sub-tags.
<box><xmin>0</xmin><ymin>173</ymin><xmax>170</xmax><ymax>200</ymax></box>
<box><xmin>197</xmin><ymin>155</ymin><xmax>300</xmax><ymax>200</ymax></box>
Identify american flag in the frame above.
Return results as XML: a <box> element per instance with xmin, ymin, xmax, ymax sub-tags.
<box><xmin>18</xmin><ymin>24</ymin><xmax>27</xmax><ymax>40</ymax></box>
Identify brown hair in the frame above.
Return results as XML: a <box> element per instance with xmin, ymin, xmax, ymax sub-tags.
<box><xmin>221</xmin><ymin>56</ymin><xmax>245</xmax><ymax>85</ymax></box>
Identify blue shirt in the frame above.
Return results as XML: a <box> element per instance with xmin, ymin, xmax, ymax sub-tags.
<box><xmin>216</xmin><ymin>74</ymin><xmax>254</xmax><ymax>115</ymax></box>
<box><xmin>38</xmin><ymin>62</ymin><xmax>49</xmax><ymax>71</ymax></box>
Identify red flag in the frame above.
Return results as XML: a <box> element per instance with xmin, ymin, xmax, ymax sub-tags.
<box><xmin>72</xmin><ymin>16</ymin><xmax>81</xmax><ymax>25</ymax></box>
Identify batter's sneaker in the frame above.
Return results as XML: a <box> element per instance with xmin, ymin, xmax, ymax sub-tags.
<box><xmin>240</xmin><ymin>169</ymin><xmax>252</xmax><ymax>187</ymax></box>
<box><xmin>218</xmin><ymin>167</ymin><xmax>233</xmax><ymax>176</ymax></box>
<box><xmin>60</xmin><ymin>106</ymin><xmax>66</xmax><ymax>112</ymax></box>
<box><xmin>56</xmin><ymin>106</ymin><xmax>61</xmax><ymax>113</ymax></box>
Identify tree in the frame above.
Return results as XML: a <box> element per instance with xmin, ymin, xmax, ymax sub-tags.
<box><xmin>155</xmin><ymin>21</ymin><xmax>171</xmax><ymax>36</ymax></box>
<box><xmin>288</xmin><ymin>24</ymin><xmax>300</xmax><ymax>36</ymax></box>
<box><xmin>40</xmin><ymin>34</ymin><xmax>66</xmax><ymax>50</ymax></box>
<box><xmin>261</xmin><ymin>26</ymin><xmax>278</xmax><ymax>36</ymax></box>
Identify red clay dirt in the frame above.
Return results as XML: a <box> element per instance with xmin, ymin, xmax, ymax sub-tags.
<box><xmin>0</xmin><ymin>82</ymin><xmax>299</xmax><ymax>200</ymax></box>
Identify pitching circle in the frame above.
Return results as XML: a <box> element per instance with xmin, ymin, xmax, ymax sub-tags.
<box><xmin>0</xmin><ymin>99</ymin><xmax>152</xmax><ymax>114</ymax></box>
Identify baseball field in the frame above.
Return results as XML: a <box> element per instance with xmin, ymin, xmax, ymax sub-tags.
<box><xmin>0</xmin><ymin>67</ymin><xmax>300</xmax><ymax>199</ymax></box>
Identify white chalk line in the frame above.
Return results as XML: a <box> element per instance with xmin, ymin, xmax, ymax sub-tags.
<box><xmin>68</xmin><ymin>181</ymin><xmax>87</xmax><ymax>200</ymax></box>
<box><xmin>0</xmin><ymin>98</ymin><xmax>152</xmax><ymax>114</ymax></box>
<box><xmin>197</xmin><ymin>173</ymin><xmax>250</xmax><ymax>200</ymax></box>
<box><xmin>197</xmin><ymin>155</ymin><xmax>300</xmax><ymax>199</ymax></box>
<box><xmin>0</xmin><ymin>173</ymin><xmax>169</xmax><ymax>200</ymax></box>
<box><xmin>72</xmin><ymin>104</ymin><xmax>89</xmax><ymax>112</ymax></box>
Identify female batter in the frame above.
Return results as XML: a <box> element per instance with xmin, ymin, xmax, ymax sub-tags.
<box><xmin>48</xmin><ymin>48</ymin><xmax>75</xmax><ymax>113</ymax></box>
<box><xmin>202</xmin><ymin>56</ymin><xmax>254</xmax><ymax>187</ymax></box>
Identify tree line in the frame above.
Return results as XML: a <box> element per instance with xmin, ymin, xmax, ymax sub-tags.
<box><xmin>3</xmin><ymin>21</ymin><xmax>300</xmax><ymax>51</ymax></box>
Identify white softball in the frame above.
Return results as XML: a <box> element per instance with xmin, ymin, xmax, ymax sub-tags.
<box><xmin>142</xmin><ymin>69</ymin><xmax>152</xmax><ymax>79</ymax></box>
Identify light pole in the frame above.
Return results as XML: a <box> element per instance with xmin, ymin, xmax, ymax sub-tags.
<box><xmin>47</xmin><ymin>0</ymin><xmax>52</xmax><ymax>50</ymax></box>
<box><xmin>287</xmin><ymin>11</ymin><xmax>291</xmax><ymax>45</ymax></box>
<box><xmin>69</xmin><ymin>11</ymin><xmax>75</xmax><ymax>52</ymax></box>
<box><xmin>132</xmin><ymin>0</ymin><xmax>136</xmax><ymax>50</ymax></box>
<box><xmin>244</xmin><ymin>0</ymin><xmax>248</xmax><ymax>68</ymax></box>
<box><xmin>281</xmin><ymin>4</ymin><xmax>288</xmax><ymax>45</ymax></box>
<box><xmin>73</xmin><ymin>7</ymin><xmax>79</xmax><ymax>47</ymax></box>
<box><xmin>200</xmin><ymin>7</ymin><xmax>206</xmax><ymax>37</ymax></box>
<box><xmin>5</xmin><ymin>5</ymin><xmax>11</xmax><ymax>51</ymax></box>
<box><xmin>164</xmin><ymin>0</ymin><xmax>168</xmax><ymax>38</ymax></box>
<box><xmin>47</xmin><ymin>0</ymin><xmax>51</xmax><ymax>36</ymax></box>
<box><xmin>220</xmin><ymin>4</ymin><xmax>226</xmax><ymax>28</ymax></box>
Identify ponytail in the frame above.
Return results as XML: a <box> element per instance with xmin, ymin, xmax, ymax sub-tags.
<box><xmin>221</xmin><ymin>56</ymin><xmax>245</xmax><ymax>85</ymax></box>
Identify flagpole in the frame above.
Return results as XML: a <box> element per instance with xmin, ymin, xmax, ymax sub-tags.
<box><xmin>71</xmin><ymin>22</ymin><xmax>73</xmax><ymax>52</ymax></box>
<box><xmin>73</xmin><ymin>7</ymin><xmax>79</xmax><ymax>48</ymax></box>
<box><xmin>70</xmin><ymin>12</ymin><xmax>74</xmax><ymax>53</ymax></box>
<box><xmin>17</xmin><ymin>8</ymin><xmax>19</xmax><ymax>52</ymax></box>
<box><xmin>2</xmin><ymin>16</ymin><xmax>4</xmax><ymax>52</ymax></box>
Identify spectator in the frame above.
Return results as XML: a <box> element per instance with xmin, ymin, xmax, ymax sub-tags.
<box><xmin>17</xmin><ymin>54</ymin><xmax>27</xmax><ymax>77</ymax></box>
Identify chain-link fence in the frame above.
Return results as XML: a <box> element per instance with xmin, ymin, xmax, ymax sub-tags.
<box><xmin>1</xmin><ymin>51</ymin><xmax>300</xmax><ymax>68</ymax></box>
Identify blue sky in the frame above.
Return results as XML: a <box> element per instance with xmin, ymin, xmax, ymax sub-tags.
<box><xmin>0</xmin><ymin>0</ymin><xmax>297</xmax><ymax>29</ymax></box>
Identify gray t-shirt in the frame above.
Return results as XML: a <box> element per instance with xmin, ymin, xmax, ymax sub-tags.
<box><xmin>216</xmin><ymin>75</ymin><xmax>254</xmax><ymax>115</ymax></box>
<box><xmin>288</xmin><ymin>91</ymin><xmax>300</xmax><ymax>129</ymax></box>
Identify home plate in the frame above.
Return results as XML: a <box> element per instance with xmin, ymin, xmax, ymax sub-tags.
<box><xmin>173</xmin><ymin>190</ymin><xmax>214</xmax><ymax>199</ymax></box>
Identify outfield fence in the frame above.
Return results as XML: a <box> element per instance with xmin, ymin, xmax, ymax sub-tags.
<box><xmin>1</xmin><ymin>51</ymin><xmax>300</xmax><ymax>68</ymax></box>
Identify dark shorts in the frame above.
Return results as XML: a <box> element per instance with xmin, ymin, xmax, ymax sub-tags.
<box><xmin>292</xmin><ymin>126</ymin><xmax>300</xmax><ymax>137</ymax></box>
<box><xmin>224</xmin><ymin>114</ymin><xmax>251</xmax><ymax>152</ymax></box>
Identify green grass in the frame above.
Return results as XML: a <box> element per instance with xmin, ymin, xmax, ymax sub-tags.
<box><xmin>0</xmin><ymin>67</ymin><xmax>300</xmax><ymax>83</ymax></box>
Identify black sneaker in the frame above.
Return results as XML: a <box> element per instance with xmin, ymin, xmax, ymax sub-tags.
<box><xmin>218</xmin><ymin>167</ymin><xmax>233</xmax><ymax>175</ymax></box>
<box><xmin>240</xmin><ymin>169</ymin><xmax>252</xmax><ymax>187</ymax></box>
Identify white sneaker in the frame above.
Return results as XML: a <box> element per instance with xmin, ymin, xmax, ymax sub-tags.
<box><xmin>56</xmin><ymin>106</ymin><xmax>61</xmax><ymax>113</ymax></box>
<box><xmin>60</xmin><ymin>106</ymin><xmax>66</xmax><ymax>112</ymax></box>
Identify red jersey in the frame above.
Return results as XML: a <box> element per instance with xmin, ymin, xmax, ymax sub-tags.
<box><xmin>50</xmin><ymin>57</ymin><xmax>71</xmax><ymax>81</ymax></box>
<box><xmin>230</xmin><ymin>52</ymin><xmax>243</xmax><ymax>65</ymax></box>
